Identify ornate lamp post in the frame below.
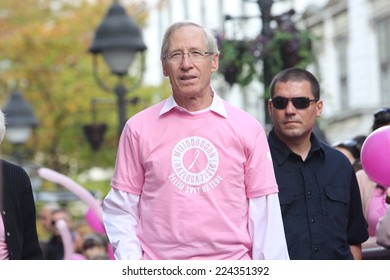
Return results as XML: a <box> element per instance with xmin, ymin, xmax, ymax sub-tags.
<box><xmin>223</xmin><ymin>0</ymin><xmax>275</xmax><ymax>127</ymax></box>
<box><xmin>2</xmin><ymin>89</ymin><xmax>39</xmax><ymax>163</ymax></box>
<box><xmin>88</xmin><ymin>0</ymin><xmax>147</xmax><ymax>142</ymax></box>
<box><xmin>257</xmin><ymin>0</ymin><xmax>274</xmax><ymax>128</ymax></box>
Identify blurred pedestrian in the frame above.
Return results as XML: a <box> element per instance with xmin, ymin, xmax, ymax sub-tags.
<box><xmin>333</xmin><ymin>138</ymin><xmax>362</xmax><ymax>172</ymax></box>
<box><xmin>351</xmin><ymin>135</ymin><xmax>367</xmax><ymax>172</ymax></box>
<box><xmin>267</xmin><ymin>67</ymin><xmax>368</xmax><ymax>259</ymax></box>
<box><xmin>0</xmin><ymin>108</ymin><xmax>44</xmax><ymax>260</ymax></box>
<box><xmin>38</xmin><ymin>202</ymin><xmax>60</xmax><ymax>257</ymax></box>
<box><xmin>333</xmin><ymin>139</ymin><xmax>360</xmax><ymax>165</ymax></box>
<box><xmin>44</xmin><ymin>207</ymin><xmax>73</xmax><ymax>260</ymax></box>
<box><xmin>70</xmin><ymin>220</ymin><xmax>94</xmax><ymax>260</ymax></box>
<box><xmin>103</xmin><ymin>20</ymin><xmax>288</xmax><ymax>260</ymax></box>
<box><xmin>82</xmin><ymin>233</ymin><xmax>109</xmax><ymax>260</ymax></box>
<box><xmin>356</xmin><ymin>107</ymin><xmax>390</xmax><ymax>248</ymax></box>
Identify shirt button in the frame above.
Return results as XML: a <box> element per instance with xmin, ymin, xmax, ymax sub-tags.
<box><xmin>2</xmin><ymin>211</ymin><xmax>5</xmax><ymax>215</ymax></box>
<box><xmin>314</xmin><ymin>247</ymin><xmax>318</xmax><ymax>252</ymax></box>
<box><xmin>6</xmin><ymin>232</ymin><xmax>10</xmax><ymax>236</ymax></box>
<box><xmin>310</xmin><ymin>218</ymin><xmax>315</xmax><ymax>223</ymax></box>
<box><xmin>307</xmin><ymin>191</ymin><xmax>311</xmax><ymax>196</ymax></box>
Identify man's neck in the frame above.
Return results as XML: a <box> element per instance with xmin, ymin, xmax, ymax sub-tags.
<box><xmin>173</xmin><ymin>88</ymin><xmax>214</xmax><ymax>112</ymax></box>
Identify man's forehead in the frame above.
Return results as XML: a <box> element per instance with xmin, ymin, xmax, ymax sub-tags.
<box><xmin>169</xmin><ymin>27</ymin><xmax>205</xmax><ymax>48</ymax></box>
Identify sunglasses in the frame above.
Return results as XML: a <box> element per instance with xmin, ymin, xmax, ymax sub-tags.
<box><xmin>270</xmin><ymin>96</ymin><xmax>319</xmax><ymax>110</ymax></box>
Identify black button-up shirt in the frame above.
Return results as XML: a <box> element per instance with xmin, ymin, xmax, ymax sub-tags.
<box><xmin>268</xmin><ymin>129</ymin><xmax>368</xmax><ymax>259</ymax></box>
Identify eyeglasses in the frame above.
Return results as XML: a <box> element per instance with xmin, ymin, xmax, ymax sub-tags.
<box><xmin>269</xmin><ymin>96</ymin><xmax>319</xmax><ymax>110</ymax></box>
<box><xmin>374</xmin><ymin>108</ymin><xmax>390</xmax><ymax>120</ymax></box>
<box><xmin>164</xmin><ymin>50</ymin><xmax>214</xmax><ymax>63</ymax></box>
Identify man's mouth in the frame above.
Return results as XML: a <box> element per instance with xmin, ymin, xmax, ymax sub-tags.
<box><xmin>180</xmin><ymin>75</ymin><xmax>197</xmax><ymax>81</ymax></box>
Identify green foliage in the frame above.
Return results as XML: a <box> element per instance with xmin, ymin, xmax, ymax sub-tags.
<box><xmin>0</xmin><ymin>0</ymin><xmax>168</xmax><ymax>176</ymax></box>
<box><xmin>263</xmin><ymin>30</ymin><xmax>315</xmax><ymax>82</ymax></box>
<box><xmin>217</xmin><ymin>39</ymin><xmax>260</xmax><ymax>87</ymax></box>
<box><xmin>216</xmin><ymin>28</ymin><xmax>316</xmax><ymax>93</ymax></box>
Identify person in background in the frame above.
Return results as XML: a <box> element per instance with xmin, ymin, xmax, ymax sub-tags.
<box><xmin>0</xmin><ymin>108</ymin><xmax>44</xmax><ymax>260</ymax></box>
<box><xmin>103</xmin><ymin>20</ymin><xmax>289</xmax><ymax>260</ymax></box>
<box><xmin>267</xmin><ymin>67</ymin><xmax>368</xmax><ymax>259</ymax></box>
<box><xmin>333</xmin><ymin>136</ymin><xmax>365</xmax><ymax>172</ymax></box>
<box><xmin>38</xmin><ymin>202</ymin><xmax>60</xmax><ymax>233</ymax></box>
<box><xmin>38</xmin><ymin>202</ymin><xmax>60</xmax><ymax>258</ymax></box>
<box><xmin>44</xmin><ymin>207</ymin><xmax>73</xmax><ymax>259</ymax></box>
<box><xmin>82</xmin><ymin>233</ymin><xmax>109</xmax><ymax>260</ymax></box>
<box><xmin>351</xmin><ymin>134</ymin><xmax>367</xmax><ymax>172</ymax></box>
<box><xmin>356</xmin><ymin>107</ymin><xmax>390</xmax><ymax>248</ymax></box>
<box><xmin>334</xmin><ymin>139</ymin><xmax>360</xmax><ymax>166</ymax></box>
<box><xmin>70</xmin><ymin>220</ymin><xmax>94</xmax><ymax>260</ymax></box>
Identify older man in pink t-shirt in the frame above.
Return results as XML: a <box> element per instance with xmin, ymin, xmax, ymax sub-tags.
<box><xmin>103</xmin><ymin>20</ymin><xmax>289</xmax><ymax>260</ymax></box>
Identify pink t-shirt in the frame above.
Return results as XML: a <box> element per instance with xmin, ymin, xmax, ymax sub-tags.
<box><xmin>367</xmin><ymin>187</ymin><xmax>388</xmax><ymax>236</ymax></box>
<box><xmin>111</xmin><ymin>95</ymin><xmax>278</xmax><ymax>259</ymax></box>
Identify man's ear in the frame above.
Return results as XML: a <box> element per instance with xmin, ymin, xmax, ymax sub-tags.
<box><xmin>316</xmin><ymin>100</ymin><xmax>323</xmax><ymax>117</ymax></box>
<box><xmin>267</xmin><ymin>99</ymin><xmax>274</xmax><ymax>119</ymax></box>
<box><xmin>162</xmin><ymin>61</ymin><xmax>169</xmax><ymax>77</ymax></box>
<box><xmin>211</xmin><ymin>52</ymin><xmax>219</xmax><ymax>73</ymax></box>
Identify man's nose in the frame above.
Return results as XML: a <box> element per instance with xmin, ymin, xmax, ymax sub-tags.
<box><xmin>285</xmin><ymin>100</ymin><xmax>296</xmax><ymax>113</ymax></box>
<box><xmin>180</xmin><ymin>53</ymin><xmax>193</xmax><ymax>67</ymax></box>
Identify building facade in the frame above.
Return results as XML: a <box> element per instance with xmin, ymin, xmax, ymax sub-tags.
<box><xmin>141</xmin><ymin>0</ymin><xmax>390</xmax><ymax>143</ymax></box>
<box><xmin>304</xmin><ymin>0</ymin><xmax>390</xmax><ymax>143</ymax></box>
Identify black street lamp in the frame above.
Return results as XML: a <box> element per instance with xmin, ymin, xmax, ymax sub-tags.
<box><xmin>88</xmin><ymin>0</ymin><xmax>147</xmax><ymax>140</ymax></box>
<box><xmin>2</xmin><ymin>89</ymin><xmax>39</xmax><ymax>163</ymax></box>
<box><xmin>257</xmin><ymin>0</ymin><xmax>274</xmax><ymax>128</ymax></box>
<box><xmin>223</xmin><ymin>0</ymin><xmax>275</xmax><ymax>127</ymax></box>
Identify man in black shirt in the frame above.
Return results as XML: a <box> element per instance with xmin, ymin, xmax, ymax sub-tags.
<box><xmin>45</xmin><ymin>208</ymin><xmax>73</xmax><ymax>260</ymax></box>
<box><xmin>267</xmin><ymin>68</ymin><xmax>368</xmax><ymax>259</ymax></box>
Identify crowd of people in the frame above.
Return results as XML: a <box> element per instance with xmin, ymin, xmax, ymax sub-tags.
<box><xmin>332</xmin><ymin>107</ymin><xmax>390</xmax><ymax>249</ymax></box>
<box><xmin>0</xmin><ymin>107</ymin><xmax>110</xmax><ymax>260</ymax></box>
<box><xmin>1</xmin><ymin>20</ymin><xmax>389</xmax><ymax>260</ymax></box>
<box><xmin>36</xmin><ymin>202</ymin><xmax>111</xmax><ymax>260</ymax></box>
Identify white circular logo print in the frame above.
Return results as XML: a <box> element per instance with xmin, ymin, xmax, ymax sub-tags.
<box><xmin>171</xmin><ymin>136</ymin><xmax>219</xmax><ymax>186</ymax></box>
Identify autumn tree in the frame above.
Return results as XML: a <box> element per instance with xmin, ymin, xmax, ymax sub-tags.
<box><xmin>0</xmin><ymin>0</ymin><xmax>168</xmax><ymax>176</ymax></box>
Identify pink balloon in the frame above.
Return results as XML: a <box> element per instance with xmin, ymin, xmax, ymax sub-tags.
<box><xmin>361</xmin><ymin>126</ymin><xmax>390</xmax><ymax>187</ymax></box>
<box><xmin>37</xmin><ymin>168</ymin><xmax>103</xmax><ymax>222</ymax></box>
<box><xmin>55</xmin><ymin>219</ymin><xmax>74</xmax><ymax>260</ymax></box>
<box><xmin>85</xmin><ymin>206</ymin><xmax>106</xmax><ymax>235</ymax></box>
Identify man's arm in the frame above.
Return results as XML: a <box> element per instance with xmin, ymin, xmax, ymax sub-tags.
<box><xmin>248</xmin><ymin>193</ymin><xmax>289</xmax><ymax>260</ymax></box>
<box><xmin>103</xmin><ymin>188</ymin><xmax>142</xmax><ymax>260</ymax></box>
<box><xmin>350</xmin><ymin>244</ymin><xmax>362</xmax><ymax>259</ymax></box>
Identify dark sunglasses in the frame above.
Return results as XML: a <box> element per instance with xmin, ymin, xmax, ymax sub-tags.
<box><xmin>270</xmin><ymin>96</ymin><xmax>319</xmax><ymax>110</ymax></box>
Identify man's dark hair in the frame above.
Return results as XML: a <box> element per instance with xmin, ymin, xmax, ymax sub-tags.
<box><xmin>269</xmin><ymin>68</ymin><xmax>320</xmax><ymax>99</ymax></box>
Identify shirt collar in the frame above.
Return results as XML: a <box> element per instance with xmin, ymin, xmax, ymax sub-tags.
<box><xmin>268</xmin><ymin>128</ymin><xmax>325</xmax><ymax>165</ymax></box>
<box><xmin>159</xmin><ymin>88</ymin><xmax>228</xmax><ymax>118</ymax></box>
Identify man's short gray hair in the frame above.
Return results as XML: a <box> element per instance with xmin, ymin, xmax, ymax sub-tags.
<box><xmin>160</xmin><ymin>21</ymin><xmax>219</xmax><ymax>61</ymax></box>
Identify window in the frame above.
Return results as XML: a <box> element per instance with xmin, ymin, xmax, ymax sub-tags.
<box><xmin>377</xmin><ymin>17</ymin><xmax>390</xmax><ymax>104</ymax></box>
<box><xmin>335</xmin><ymin>36</ymin><xmax>348</xmax><ymax>109</ymax></box>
